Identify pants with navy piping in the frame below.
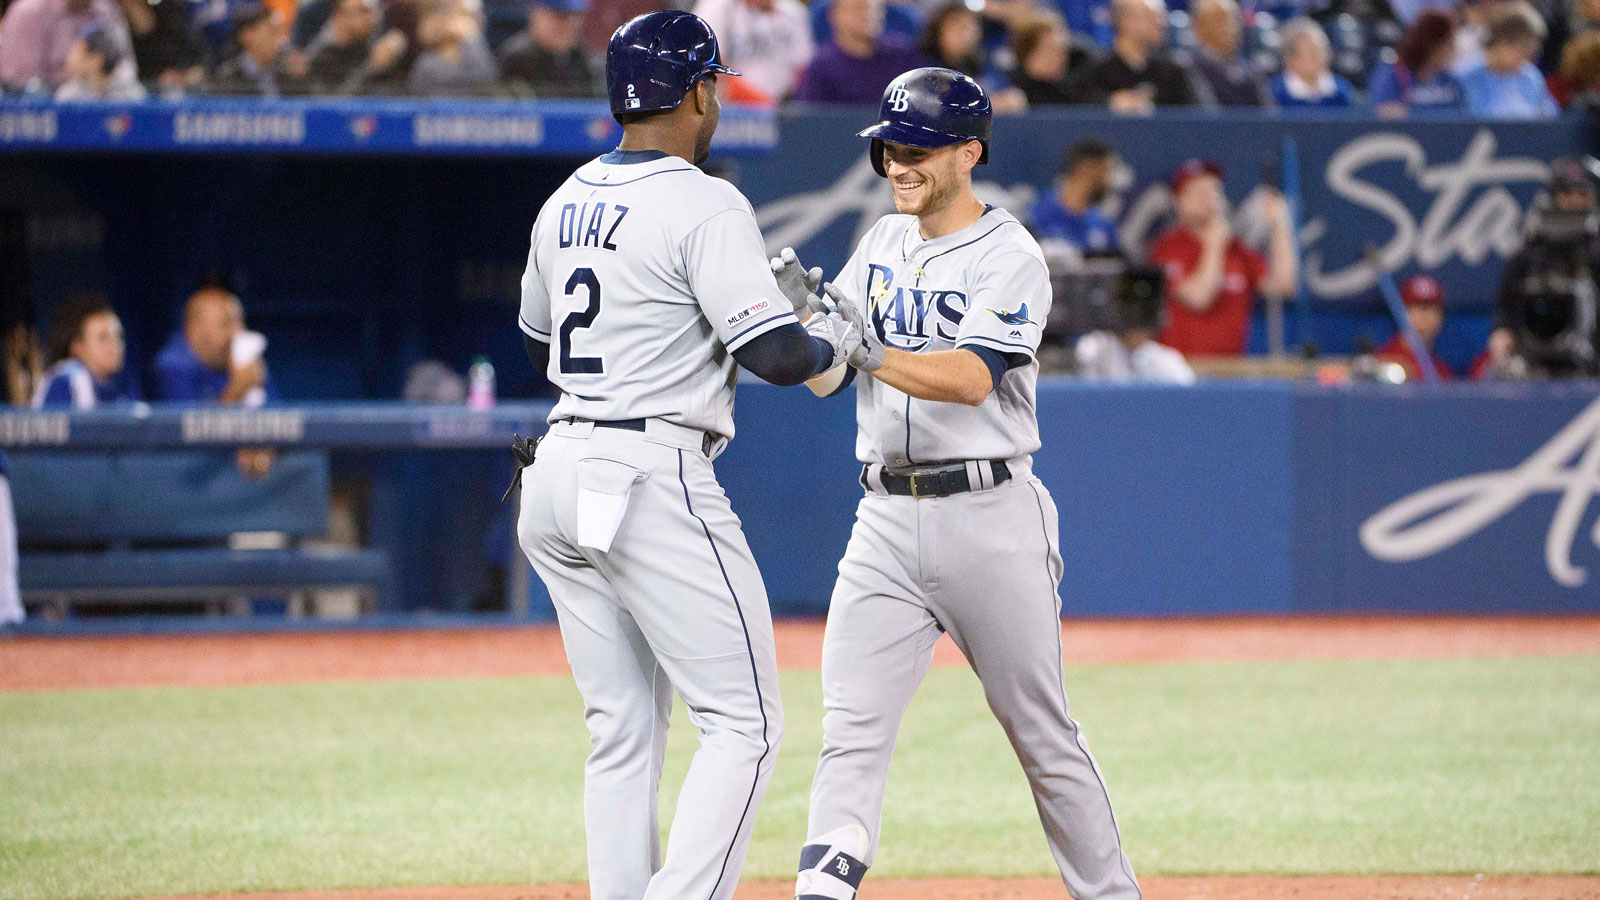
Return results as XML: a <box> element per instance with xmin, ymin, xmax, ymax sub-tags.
<box><xmin>518</xmin><ymin>423</ymin><xmax>783</xmax><ymax>900</ymax></box>
<box><xmin>805</xmin><ymin>471</ymin><xmax>1140</xmax><ymax>900</ymax></box>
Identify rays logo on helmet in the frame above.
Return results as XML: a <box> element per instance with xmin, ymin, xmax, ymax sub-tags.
<box><xmin>887</xmin><ymin>85</ymin><xmax>911</xmax><ymax>113</ymax></box>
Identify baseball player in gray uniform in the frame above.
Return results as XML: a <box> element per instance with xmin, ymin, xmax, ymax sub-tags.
<box><xmin>513</xmin><ymin>11</ymin><xmax>860</xmax><ymax>900</ymax></box>
<box><xmin>775</xmin><ymin>68</ymin><xmax>1142</xmax><ymax>900</ymax></box>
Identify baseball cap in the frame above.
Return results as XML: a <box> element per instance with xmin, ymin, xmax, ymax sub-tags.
<box><xmin>1171</xmin><ymin>158</ymin><xmax>1223</xmax><ymax>195</ymax></box>
<box><xmin>531</xmin><ymin>0</ymin><xmax>589</xmax><ymax>12</ymax></box>
<box><xmin>1400</xmin><ymin>274</ymin><xmax>1443</xmax><ymax>308</ymax></box>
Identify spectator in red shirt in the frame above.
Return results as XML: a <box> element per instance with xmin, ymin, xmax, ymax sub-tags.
<box><xmin>1378</xmin><ymin>274</ymin><xmax>1456</xmax><ymax>379</ymax></box>
<box><xmin>1149</xmin><ymin>159</ymin><xmax>1297</xmax><ymax>356</ymax></box>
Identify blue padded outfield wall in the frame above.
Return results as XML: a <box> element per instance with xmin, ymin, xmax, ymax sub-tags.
<box><xmin>684</xmin><ymin>381</ymin><xmax>1600</xmax><ymax>619</ymax></box>
<box><xmin>6</xmin><ymin>385</ymin><xmax>1597</xmax><ymax>618</ymax></box>
<box><xmin>1</xmin><ymin>101</ymin><xmax>1594</xmax><ymax>395</ymax></box>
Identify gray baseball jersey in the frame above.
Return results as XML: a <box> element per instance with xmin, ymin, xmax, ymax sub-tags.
<box><xmin>798</xmin><ymin>206</ymin><xmax>1141</xmax><ymax>900</ymax></box>
<box><xmin>832</xmin><ymin>207</ymin><xmax>1048</xmax><ymax>466</ymax></box>
<box><xmin>516</xmin><ymin>149</ymin><xmax>789</xmax><ymax>900</ymax></box>
<box><xmin>518</xmin><ymin>150</ymin><xmax>799</xmax><ymax>439</ymax></box>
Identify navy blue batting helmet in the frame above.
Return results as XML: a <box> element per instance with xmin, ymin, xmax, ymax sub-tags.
<box><xmin>858</xmin><ymin>67</ymin><xmax>991</xmax><ymax>177</ymax></box>
<box><xmin>606</xmin><ymin>10</ymin><xmax>738</xmax><ymax>117</ymax></box>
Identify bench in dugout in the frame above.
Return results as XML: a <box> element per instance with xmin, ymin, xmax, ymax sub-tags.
<box><xmin>10</xmin><ymin>451</ymin><xmax>394</xmax><ymax>619</ymax></box>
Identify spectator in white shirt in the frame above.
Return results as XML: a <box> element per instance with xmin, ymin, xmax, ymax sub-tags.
<box><xmin>1075</xmin><ymin>267</ymin><xmax>1198</xmax><ymax>384</ymax></box>
<box><xmin>694</xmin><ymin>0</ymin><xmax>813</xmax><ymax>103</ymax></box>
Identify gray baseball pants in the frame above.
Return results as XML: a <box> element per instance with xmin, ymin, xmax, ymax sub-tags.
<box><xmin>518</xmin><ymin>419</ymin><xmax>784</xmax><ymax>900</ymax></box>
<box><xmin>805</xmin><ymin>461</ymin><xmax>1140</xmax><ymax>900</ymax></box>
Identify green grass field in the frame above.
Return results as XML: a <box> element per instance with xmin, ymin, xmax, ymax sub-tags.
<box><xmin>2</xmin><ymin>656</ymin><xmax>1598</xmax><ymax>900</ymax></box>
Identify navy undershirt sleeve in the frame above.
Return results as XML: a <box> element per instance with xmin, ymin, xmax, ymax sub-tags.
<box><xmin>523</xmin><ymin>332</ymin><xmax>550</xmax><ymax>376</ymax></box>
<box><xmin>733</xmin><ymin>322</ymin><xmax>835</xmax><ymax>386</ymax></box>
<box><xmin>963</xmin><ymin>346</ymin><xmax>1028</xmax><ymax>390</ymax></box>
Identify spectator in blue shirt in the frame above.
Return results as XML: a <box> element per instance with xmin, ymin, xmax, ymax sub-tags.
<box><xmin>154</xmin><ymin>285</ymin><xmax>277</xmax><ymax>477</ymax></box>
<box><xmin>1459</xmin><ymin>3</ymin><xmax>1559</xmax><ymax>119</ymax></box>
<box><xmin>154</xmin><ymin>285</ymin><xmax>275</xmax><ymax>405</ymax></box>
<box><xmin>1270</xmin><ymin>18</ymin><xmax>1357</xmax><ymax>107</ymax></box>
<box><xmin>1028</xmin><ymin>139</ymin><xmax>1121</xmax><ymax>261</ymax></box>
<box><xmin>31</xmin><ymin>292</ymin><xmax>140</xmax><ymax>409</ymax></box>
<box><xmin>1370</xmin><ymin>10</ymin><xmax>1464</xmax><ymax>116</ymax></box>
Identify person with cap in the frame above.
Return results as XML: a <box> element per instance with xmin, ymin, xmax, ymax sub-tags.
<box><xmin>303</xmin><ymin>0</ymin><xmax>409</xmax><ymax>94</ymax></box>
<box><xmin>0</xmin><ymin>0</ymin><xmax>137</xmax><ymax>90</ymax></box>
<box><xmin>512</xmin><ymin>11</ymin><xmax>860</xmax><ymax>900</ymax></box>
<box><xmin>1377</xmin><ymin>275</ymin><xmax>1456</xmax><ymax>380</ymax></box>
<box><xmin>54</xmin><ymin>21</ymin><xmax>149</xmax><ymax>98</ymax></box>
<box><xmin>497</xmin><ymin>0</ymin><xmax>604</xmax><ymax>98</ymax></box>
<box><xmin>1148</xmin><ymin>158</ymin><xmax>1297</xmax><ymax>357</ymax></box>
<box><xmin>793</xmin><ymin>0</ymin><xmax>925</xmax><ymax>104</ymax></box>
<box><xmin>207</xmin><ymin>1</ymin><xmax>307</xmax><ymax>95</ymax></box>
<box><xmin>694</xmin><ymin>0</ymin><xmax>814</xmax><ymax>104</ymax></box>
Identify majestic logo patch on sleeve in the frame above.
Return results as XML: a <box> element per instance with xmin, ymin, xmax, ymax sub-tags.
<box><xmin>726</xmin><ymin>299</ymin><xmax>772</xmax><ymax>329</ymax></box>
<box><xmin>987</xmin><ymin>303</ymin><xmax>1034</xmax><ymax>327</ymax></box>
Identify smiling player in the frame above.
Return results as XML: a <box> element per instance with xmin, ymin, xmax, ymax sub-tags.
<box><xmin>781</xmin><ymin>68</ymin><xmax>1142</xmax><ymax>900</ymax></box>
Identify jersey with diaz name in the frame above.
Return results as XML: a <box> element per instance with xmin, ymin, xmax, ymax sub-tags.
<box><xmin>518</xmin><ymin>149</ymin><xmax>798</xmax><ymax>440</ymax></box>
<box><xmin>838</xmin><ymin>206</ymin><xmax>1050</xmax><ymax>467</ymax></box>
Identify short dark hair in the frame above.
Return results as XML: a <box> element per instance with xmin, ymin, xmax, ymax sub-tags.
<box><xmin>45</xmin><ymin>292</ymin><xmax>115</xmax><ymax>367</ymax></box>
<box><xmin>1059</xmin><ymin>138</ymin><xmax>1114</xmax><ymax>178</ymax></box>
<box><xmin>79</xmin><ymin>24</ymin><xmax>124</xmax><ymax>73</ymax></box>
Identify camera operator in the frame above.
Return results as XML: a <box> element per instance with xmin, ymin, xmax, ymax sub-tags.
<box><xmin>1483</xmin><ymin>156</ymin><xmax>1600</xmax><ymax>379</ymax></box>
<box><xmin>1074</xmin><ymin>266</ymin><xmax>1197</xmax><ymax>384</ymax></box>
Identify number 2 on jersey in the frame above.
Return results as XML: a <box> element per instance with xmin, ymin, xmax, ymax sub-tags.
<box><xmin>559</xmin><ymin>268</ymin><xmax>604</xmax><ymax>375</ymax></box>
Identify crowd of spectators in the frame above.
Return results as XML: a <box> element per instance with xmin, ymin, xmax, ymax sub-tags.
<box><xmin>0</xmin><ymin>0</ymin><xmax>1593</xmax><ymax>116</ymax></box>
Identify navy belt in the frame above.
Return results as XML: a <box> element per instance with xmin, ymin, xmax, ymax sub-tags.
<box><xmin>871</xmin><ymin>461</ymin><xmax>1011</xmax><ymax>498</ymax></box>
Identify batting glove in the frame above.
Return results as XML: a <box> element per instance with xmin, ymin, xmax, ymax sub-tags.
<box><xmin>804</xmin><ymin>309</ymin><xmax>862</xmax><ymax>371</ymax></box>
<box><xmin>770</xmin><ymin>247</ymin><xmax>825</xmax><ymax>317</ymax></box>
<box><xmin>825</xmin><ymin>283</ymin><xmax>884</xmax><ymax>372</ymax></box>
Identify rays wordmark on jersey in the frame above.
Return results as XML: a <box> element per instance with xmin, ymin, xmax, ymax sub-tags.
<box><xmin>865</xmin><ymin>262</ymin><xmax>969</xmax><ymax>351</ymax></box>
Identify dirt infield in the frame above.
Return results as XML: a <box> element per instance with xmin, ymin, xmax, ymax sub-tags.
<box><xmin>4</xmin><ymin>615</ymin><xmax>1600</xmax><ymax>692</ymax></box>
<box><xmin>149</xmin><ymin>876</ymin><xmax>1600</xmax><ymax>900</ymax></box>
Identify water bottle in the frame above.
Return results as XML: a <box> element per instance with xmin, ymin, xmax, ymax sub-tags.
<box><xmin>468</xmin><ymin>356</ymin><xmax>495</xmax><ymax>410</ymax></box>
